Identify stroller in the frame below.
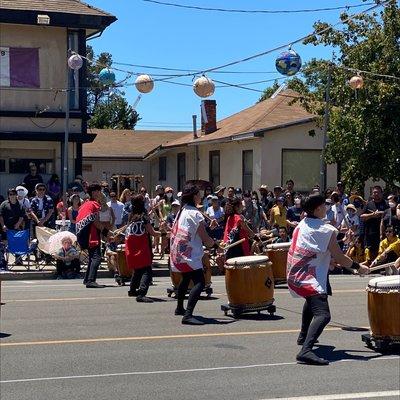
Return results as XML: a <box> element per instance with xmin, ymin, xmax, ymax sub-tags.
<box><xmin>5</xmin><ymin>229</ymin><xmax>39</xmax><ymax>270</ymax></box>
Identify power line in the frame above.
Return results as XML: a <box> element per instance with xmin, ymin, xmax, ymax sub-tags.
<box><xmin>142</xmin><ymin>0</ymin><xmax>376</xmax><ymax>14</ymax></box>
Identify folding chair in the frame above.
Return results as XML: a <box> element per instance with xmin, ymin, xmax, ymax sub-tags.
<box><xmin>5</xmin><ymin>230</ymin><xmax>38</xmax><ymax>270</ymax></box>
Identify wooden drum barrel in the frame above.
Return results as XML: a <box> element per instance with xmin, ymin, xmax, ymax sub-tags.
<box><xmin>367</xmin><ymin>276</ymin><xmax>400</xmax><ymax>339</ymax></box>
<box><xmin>170</xmin><ymin>253</ymin><xmax>212</xmax><ymax>289</ymax></box>
<box><xmin>266</xmin><ymin>249</ymin><xmax>288</xmax><ymax>282</ymax></box>
<box><xmin>225</xmin><ymin>255</ymin><xmax>274</xmax><ymax>308</ymax></box>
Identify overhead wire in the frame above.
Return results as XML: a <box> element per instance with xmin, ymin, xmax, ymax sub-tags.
<box><xmin>142</xmin><ymin>0</ymin><xmax>376</xmax><ymax>14</ymax></box>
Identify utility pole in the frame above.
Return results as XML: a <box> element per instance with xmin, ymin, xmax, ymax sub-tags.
<box><xmin>320</xmin><ymin>63</ymin><xmax>332</xmax><ymax>192</ymax></box>
<box><xmin>62</xmin><ymin>65</ymin><xmax>71</xmax><ymax>214</ymax></box>
<box><xmin>192</xmin><ymin>114</ymin><xmax>199</xmax><ymax>180</ymax></box>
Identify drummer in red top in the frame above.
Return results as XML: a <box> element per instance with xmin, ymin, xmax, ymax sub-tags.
<box><xmin>223</xmin><ymin>197</ymin><xmax>256</xmax><ymax>260</ymax></box>
<box><xmin>126</xmin><ymin>195</ymin><xmax>160</xmax><ymax>303</ymax></box>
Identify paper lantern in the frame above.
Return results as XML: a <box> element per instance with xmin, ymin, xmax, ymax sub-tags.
<box><xmin>135</xmin><ymin>74</ymin><xmax>154</xmax><ymax>93</ymax></box>
<box><xmin>67</xmin><ymin>54</ymin><xmax>83</xmax><ymax>70</ymax></box>
<box><xmin>193</xmin><ymin>76</ymin><xmax>215</xmax><ymax>98</ymax></box>
<box><xmin>349</xmin><ymin>75</ymin><xmax>364</xmax><ymax>90</ymax></box>
<box><xmin>99</xmin><ymin>68</ymin><xmax>116</xmax><ymax>85</ymax></box>
<box><xmin>275</xmin><ymin>48</ymin><xmax>302</xmax><ymax>76</ymax></box>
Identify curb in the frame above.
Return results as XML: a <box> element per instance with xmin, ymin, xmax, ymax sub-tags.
<box><xmin>0</xmin><ymin>265</ymin><xmax>171</xmax><ymax>281</ymax></box>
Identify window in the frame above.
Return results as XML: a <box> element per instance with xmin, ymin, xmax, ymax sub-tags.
<box><xmin>242</xmin><ymin>150</ymin><xmax>253</xmax><ymax>192</ymax></box>
<box><xmin>177</xmin><ymin>153</ymin><xmax>186</xmax><ymax>191</ymax></box>
<box><xmin>159</xmin><ymin>156</ymin><xmax>167</xmax><ymax>181</ymax></box>
<box><xmin>0</xmin><ymin>159</ymin><xmax>5</xmax><ymax>173</ymax></box>
<box><xmin>209</xmin><ymin>150</ymin><xmax>220</xmax><ymax>187</ymax></box>
<box><xmin>282</xmin><ymin>149</ymin><xmax>322</xmax><ymax>193</ymax></box>
<box><xmin>0</xmin><ymin>47</ymin><xmax>40</xmax><ymax>88</ymax></box>
<box><xmin>67</xmin><ymin>30</ymin><xmax>79</xmax><ymax>110</ymax></box>
<box><xmin>9</xmin><ymin>159</ymin><xmax>53</xmax><ymax>174</ymax></box>
<box><xmin>82</xmin><ymin>164</ymin><xmax>92</xmax><ymax>172</ymax></box>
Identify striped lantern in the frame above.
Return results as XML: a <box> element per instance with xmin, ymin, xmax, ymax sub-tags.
<box><xmin>135</xmin><ymin>74</ymin><xmax>154</xmax><ymax>93</ymax></box>
<box><xmin>193</xmin><ymin>76</ymin><xmax>215</xmax><ymax>98</ymax></box>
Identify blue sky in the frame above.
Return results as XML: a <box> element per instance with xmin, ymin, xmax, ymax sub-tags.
<box><xmin>87</xmin><ymin>0</ymin><xmax>380</xmax><ymax>131</ymax></box>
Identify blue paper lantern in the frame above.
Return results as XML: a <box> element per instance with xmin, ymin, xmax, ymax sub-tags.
<box><xmin>98</xmin><ymin>68</ymin><xmax>115</xmax><ymax>85</ymax></box>
<box><xmin>275</xmin><ymin>49</ymin><xmax>302</xmax><ymax>76</ymax></box>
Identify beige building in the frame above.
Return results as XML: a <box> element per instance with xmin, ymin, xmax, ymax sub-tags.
<box><xmin>0</xmin><ymin>0</ymin><xmax>115</xmax><ymax>194</ymax></box>
<box><xmin>146</xmin><ymin>91</ymin><xmax>338</xmax><ymax>193</ymax></box>
<box><xmin>82</xmin><ymin>129</ymin><xmax>189</xmax><ymax>191</ymax></box>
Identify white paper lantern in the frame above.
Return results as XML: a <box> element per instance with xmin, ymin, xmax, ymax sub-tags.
<box><xmin>135</xmin><ymin>74</ymin><xmax>154</xmax><ymax>93</ymax></box>
<box><xmin>349</xmin><ymin>75</ymin><xmax>364</xmax><ymax>90</ymax></box>
<box><xmin>67</xmin><ymin>54</ymin><xmax>83</xmax><ymax>70</ymax></box>
<box><xmin>193</xmin><ymin>76</ymin><xmax>215</xmax><ymax>98</ymax></box>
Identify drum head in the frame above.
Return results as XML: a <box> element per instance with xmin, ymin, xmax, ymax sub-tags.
<box><xmin>367</xmin><ymin>276</ymin><xmax>400</xmax><ymax>291</ymax></box>
<box><xmin>226</xmin><ymin>255</ymin><xmax>269</xmax><ymax>266</ymax></box>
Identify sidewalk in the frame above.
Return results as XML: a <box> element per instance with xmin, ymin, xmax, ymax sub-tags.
<box><xmin>0</xmin><ymin>256</ymin><xmax>170</xmax><ymax>281</ymax></box>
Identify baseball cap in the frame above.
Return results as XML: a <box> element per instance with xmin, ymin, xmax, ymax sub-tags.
<box><xmin>171</xmin><ymin>200</ymin><xmax>180</xmax><ymax>206</ymax></box>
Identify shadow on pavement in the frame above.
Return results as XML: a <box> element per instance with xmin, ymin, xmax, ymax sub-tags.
<box><xmin>147</xmin><ymin>297</ymin><xmax>168</xmax><ymax>302</ymax></box>
<box><xmin>196</xmin><ymin>316</ymin><xmax>237</xmax><ymax>325</ymax></box>
<box><xmin>233</xmin><ymin>314</ymin><xmax>284</xmax><ymax>321</ymax></box>
<box><xmin>0</xmin><ymin>332</ymin><xmax>11</xmax><ymax>339</ymax></box>
<box><xmin>340</xmin><ymin>326</ymin><xmax>369</xmax><ymax>332</ymax></box>
<box><xmin>314</xmin><ymin>344</ymin><xmax>389</xmax><ymax>362</ymax></box>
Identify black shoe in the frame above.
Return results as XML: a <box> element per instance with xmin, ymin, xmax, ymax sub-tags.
<box><xmin>136</xmin><ymin>296</ymin><xmax>154</xmax><ymax>303</ymax></box>
<box><xmin>181</xmin><ymin>316</ymin><xmax>204</xmax><ymax>325</ymax></box>
<box><xmin>86</xmin><ymin>281</ymin><xmax>105</xmax><ymax>288</ymax></box>
<box><xmin>128</xmin><ymin>290</ymin><xmax>137</xmax><ymax>297</ymax></box>
<box><xmin>174</xmin><ymin>307</ymin><xmax>186</xmax><ymax>316</ymax></box>
<box><xmin>296</xmin><ymin>351</ymin><xmax>329</xmax><ymax>365</ymax></box>
<box><xmin>297</xmin><ymin>337</ymin><xmax>319</xmax><ymax>346</ymax></box>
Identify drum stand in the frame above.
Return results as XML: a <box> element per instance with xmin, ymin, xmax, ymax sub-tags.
<box><xmin>221</xmin><ymin>301</ymin><xmax>276</xmax><ymax>319</ymax></box>
<box><xmin>361</xmin><ymin>333</ymin><xmax>400</xmax><ymax>353</ymax></box>
<box><xmin>166</xmin><ymin>284</ymin><xmax>213</xmax><ymax>298</ymax></box>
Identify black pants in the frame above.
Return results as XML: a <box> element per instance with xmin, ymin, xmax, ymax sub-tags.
<box><xmin>56</xmin><ymin>259</ymin><xmax>80</xmax><ymax>276</ymax></box>
<box><xmin>85</xmin><ymin>245</ymin><xmax>102</xmax><ymax>283</ymax></box>
<box><xmin>299</xmin><ymin>294</ymin><xmax>331</xmax><ymax>353</ymax></box>
<box><xmin>177</xmin><ymin>269</ymin><xmax>205</xmax><ymax>316</ymax></box>
<box><xmin>130</xmin><ymin>266</ymin><xmax>152</xmax><ymax>296</ymax></box>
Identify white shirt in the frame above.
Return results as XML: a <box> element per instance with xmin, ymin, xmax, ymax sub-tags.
<box><xmin>332</xmin><ymin>203</ymin><xmax>345</xmax><ymax>229</ymax></box>
<box><xmin>107</xmin><ymin>200</ymin><xmax>124</xmax><ymax>226</ymax></box>
<box><xmin>206</xmin><ymin>206</ymin><xmax>224</xmax><ymax>220</ymax></box>
<box><xmin>18</xmin><ymin>197</ymin><xmax>30</xmax><ymax>211</ymax></box>
<box><xmin>287</xmin><ymin>218</ymin><xmax>337</xmax><ymax>297</ymax></box>
<box><xmin>170</xmin><ymin>206</ymin><xmax>205</xmax><ymax>272</ymax></box>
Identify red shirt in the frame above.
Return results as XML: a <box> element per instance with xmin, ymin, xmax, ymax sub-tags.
<box><xmin>223</xmin><ymin>214</ymin><xmax>251</xmax><ymax>258</ymax></box>
<box><xmin>76</xmin><ymin>200</ymin><xmax>101</xmax><ymax>248</ymax></box>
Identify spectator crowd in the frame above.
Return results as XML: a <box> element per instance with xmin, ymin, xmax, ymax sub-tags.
<box><xmin>1</xmin><ymin>162</ymin><xmax>400</xmax><ymax>280</ymax></box>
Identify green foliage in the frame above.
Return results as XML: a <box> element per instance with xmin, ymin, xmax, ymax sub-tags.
<box><xmin>89</xmin><ymin>95</ymin><xmax>140</xmax><ymax>130</ymax></box>
<box><xmin>261</xmin><ymin>1</ymin><xmax>400</xmax><ymax>191</ymax></box>
<box><xmin>86</xmin><ymin>45</ymin><xmax>140</xmax><ymax>130</ymax></box>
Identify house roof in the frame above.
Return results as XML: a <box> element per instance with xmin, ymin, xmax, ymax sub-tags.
<box><xmin>0</xmin><ymin>0</ymin><xmax>113</xmax><ymax>17</ymax></box>
<box><xmin>83</xmin><ymin>129</ymin><xmax>190</xmax><ymax>159</ymax></box>
<box><xmin>163</xmin><ymin>90</ymin><xmax>314</xmax><ymax>148</ymax></box>
<box><xmin>0</xmin><ymin>0</ymin><xmax>116</xmax><ymax>32</ymax></box>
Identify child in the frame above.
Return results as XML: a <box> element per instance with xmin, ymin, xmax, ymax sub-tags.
<box><xmin>105</xmin><ymin>231</ymin><xmax>125</xmax><ymax>278</ymax></box>
<box><xmin>54</xmin><ymin>236</ymin><xmax>80</xmax><ymax>279</ymax></box>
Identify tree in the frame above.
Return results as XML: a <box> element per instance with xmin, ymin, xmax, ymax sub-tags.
<box><xmin>262</xmin><ymin>1</ymin><xmax>400</xmax><ymax>191</ymax></box>
<box><xmin>86</xmin><ymin>45</ymin><xmax>140</xmax><ymax>129</ymax></box>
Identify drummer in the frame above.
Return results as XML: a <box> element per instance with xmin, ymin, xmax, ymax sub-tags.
<box><xmin>170</xmin><ymin>184</ymin><xmax>218</xmax><ymax>325</ymax></box>
<box><xmin>223</xmin><ymin>197</ymin><xmax>256</xmax><ymax>260</ymax></box>
<box><xmin>287</xmin><ymin>194</ymin><xmax>369</xmax><ymax>365</ymax></box>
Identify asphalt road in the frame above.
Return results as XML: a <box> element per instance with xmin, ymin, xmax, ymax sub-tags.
<box><xmin>1</xmin><ymin>275</ymin><xmax>399</xmax><ymax>400</ymax></box>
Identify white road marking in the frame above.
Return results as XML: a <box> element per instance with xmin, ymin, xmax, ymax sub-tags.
<box><xmin>261</xmin><ymin>390</ymin><xmax>400</xmax><ymax>400</ymax></box>
<box><xmin>1</xmin><ymin>356</ymin><xmax>397</xmax><ymax>384</ymax></box>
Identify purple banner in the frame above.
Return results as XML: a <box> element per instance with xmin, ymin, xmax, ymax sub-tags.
<box><xmin>10</xmin><ymin>47</ymin><xmax>40</xmax><ymax>88</ymax></box>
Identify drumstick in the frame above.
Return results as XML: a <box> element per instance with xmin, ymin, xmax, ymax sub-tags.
<box><xmin>368</xmin><ymin>262</ymin><xmax>396</xmax><ymax>273</ymax></box>
<box><xmin>220</xmin><ymin>238</ymin><xmax>246</xmax><ymax>251</ymax></box>
<box><xmin>265</xmin><ymin>242</ymin><xmax>291</xmax><ymax>250</ymax></box>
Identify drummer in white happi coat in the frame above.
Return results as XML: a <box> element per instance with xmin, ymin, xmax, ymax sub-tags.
<box><xmin>287</xmin><ymin>194</ymin><xmax>369</xmax><ymax>365</ymax></box>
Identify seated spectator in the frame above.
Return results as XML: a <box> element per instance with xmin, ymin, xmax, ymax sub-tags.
<box><xmin>53</xmin><ymin>236</ymin><xmax>80</xmax><ymax>279</ymax></box>
<box><xmin>272</xmin><ymin>227</ymin><xmax>290</xmax><ymax>244</ymax></box>
<box><xmin>287</xmin><ymin>195</ymin><xmax>304</xmax><ymax>231</ymax></box>
<box><xmin>105</xmin><ymin>232</ymin><xmax>125</xmax><ymax>278</ymax></box>
<box><xmin>370</xmin><ymin>226</ymin><xmax>400</xmax><ymax>274</ymax></box>
<box><xmin>346</xmin><ymin>236</ymin><xmax>366</xmax><ymax>263</ymax></box>
<box><xmin>0</xmin><ymin>188</ymin><xmax>25</xmax><ymax>235</ymax></box>
<box><xmin>269</xmin><ymin>196</ymin><xmax>287</xmax><ymax>229</ymax></box>
<box><xmin>324</xmin><ymin>198</ymin><xmax>335</xmax><ymax>225</ymax></box>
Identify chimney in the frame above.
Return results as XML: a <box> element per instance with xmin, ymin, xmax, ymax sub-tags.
<box><xmin>201</xmin><ymin>100</ymin><xmax>217</xmax><ymax>134</ymax></box>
